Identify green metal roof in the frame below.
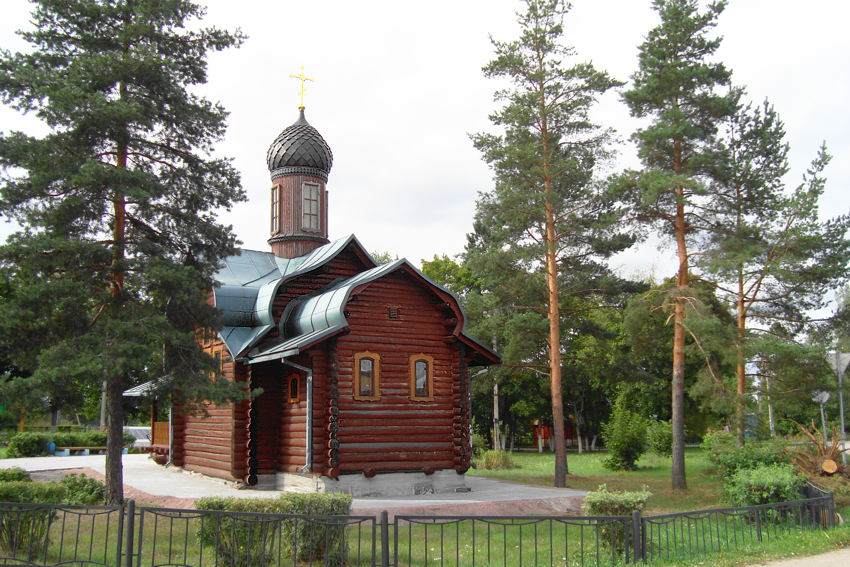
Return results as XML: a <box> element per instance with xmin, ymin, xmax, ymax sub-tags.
<box><xmin>213</xmin><ymin>235</ymin><xmax>374</xmax><ymax>358</ymax></box>
<box><xmin>213</xmin><ymin>236</ymin><xmax>499</xmax><ymax>366</ymax></box>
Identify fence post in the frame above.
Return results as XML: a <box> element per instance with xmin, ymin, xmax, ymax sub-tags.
<box><xmin>381</xmin><ymin>510</ymin><xmax>390</xmax><ymax>567</ymax></box>
<box><xmin>631</xmin><ymin>510</ymin><xmax>643</xmax><ymax>563</ymax></box>
<box><xmin>827</xmin><ymin>494</ymin><xmax>837</xmax><ymax>529</ymax></box>
<box><xmin>124</xmin><ymin>499</ymin><xmax>135</xmax><ymax>567</ymax></box>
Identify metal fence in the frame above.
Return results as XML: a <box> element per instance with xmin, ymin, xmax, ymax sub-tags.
<box><xmin>0</xmin><ymin>486</ymin><xmax>836</xmax><ymax>566</ymax></box>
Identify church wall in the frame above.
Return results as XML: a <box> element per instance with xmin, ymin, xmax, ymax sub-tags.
<box><xmin>177</xmin><ymin>344</ymin><xmax>248</xmax><ymax>482</ymax></box>
<box><xmin>333</xmin><ymin>271</ymin><xmax>467</xmax><ymax>474</ymax></box>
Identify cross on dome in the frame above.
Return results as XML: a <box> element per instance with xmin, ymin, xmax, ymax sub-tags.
<box><xmin>289</xmin><ymin>65</ymin><xmax>314</xmax><ymax>109</ymax></box>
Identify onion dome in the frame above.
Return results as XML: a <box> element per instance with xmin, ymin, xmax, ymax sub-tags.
<box><xmin>266</xmin><ymin>108</ymin><xmax>333</xmax><ymax>182</ymax></box>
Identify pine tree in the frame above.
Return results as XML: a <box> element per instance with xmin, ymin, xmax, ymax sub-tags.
<box><xmin>699</xmin><ymin>102</ymin><xmax>850</xmax><ymax>441</ymax></box>
<box><xmin>620</xmin><ymin>0</ymin><xmax>738</xmax><ymax>489</ymax></box>
<box><xmin>471</xmin><ymin>0</ymin><xmax>626</xmax><ymax>486</ymax></box>
<box><xmin>0</xmin><ymin>0</ymin><xmax>246</xmax><ymax>504</ymax></box>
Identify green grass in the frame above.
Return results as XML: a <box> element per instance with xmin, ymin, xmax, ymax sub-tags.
<box><xmin>469</xmin><ymin>449</ymin><xmax>722</xmax><ymax>514</ymax></box>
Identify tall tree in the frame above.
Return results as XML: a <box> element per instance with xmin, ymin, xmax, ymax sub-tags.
<box><xmin>620</xmin><ymin>0</ymin><xmax>738</xmax><ymax>489</ymax></box>
<box><xmin>0</xmin><ymin>0</ymin><xmax>246</xmax><ymax>504</ymax></box>
<box><xmin>698</xmin><ymin>101</ymin><xmax>850</xmax><ymax>442</ymax></box>
<box><xmin>472</xmin><ymin>0</ymin><xmax>625</xmax><ymax>486</ymax></box>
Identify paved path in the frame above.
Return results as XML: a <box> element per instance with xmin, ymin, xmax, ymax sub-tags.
<box><xmin>0</xmin><ymin>454</ymin><xmax>585</xmax><ymax>517</ymax></box>
<box><xmin>747</xmin><ymin>546</ymin><xmax>850</xmax><ymax>566</ymax></box>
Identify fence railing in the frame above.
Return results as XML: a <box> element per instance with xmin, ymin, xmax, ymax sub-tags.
<box><xmin>0</xmin><ymin>486</ymin><xmax>836</xmax><ymax>566</ymax></box>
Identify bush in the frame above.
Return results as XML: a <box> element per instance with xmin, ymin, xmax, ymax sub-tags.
<box><xmin>0</xmin><ymin>482</ymin><xmax>65</xmax><ymax>560</ymax></box>
<box><xmin>196</xmin><ymin>493</ymin><xmax>352</xmax><ymax>567</ymax></box>
<box><xmin>0</xmin><ymin>481</ymin><xmax>66</xmax><ymax>504</ymax></box>
<box><xmin>646</xmin><ymin>420</ymin><xmax>672</xmax><ymax>457</ymax></box>
<box><xmin>581</xmin><ymin>483</ymin><xmax>652</xmax><ymax>516</ymax></box>
<box><xmin>481</xmin><ymin>450</ymin><xmax>515</xmax><ymax>470</ymax></box>
<box><xmin>59</xmin><ymin>474</ymin><xmax>104</xmax><ymax>505</ymax></box>
<box><xmin>704</xmin><ymin>433</ymin><xmax>789</xmax><ymax>479</ymax></box>
<box><xmin>470</xmin><ymin>430</ymin><xmax>488</xmax><ymax>459</ymax></box>
<box><xmin>582</xmin><ymin>484</ymin><xmax>651</xmax><ymax>553</ymax></box>
<box><xmin>725</xmin><ymin>463</ymin><xmax>805</xmax><ymax>506</ymax></box>
<box><xmin>0</xmin><ymin>468</ymin><xmax>31</xmax><ymax>482</ymax></box>
<box><xmin>6</xmin><ymin>433</ymin><xmax>51</xmax><ymax>458</ymax></box>
<box><xmin>601</xmin><ymin>395</ymin><xmax>648</xmax><ymax>471</ymax></box>
<box><xmin>6</xmin><ymin>431</ymin><xmax>135</xmax><ymax>457</ymax></box>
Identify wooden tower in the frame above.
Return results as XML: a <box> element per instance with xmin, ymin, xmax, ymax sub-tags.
<box><xmin>266</xmin><ymin>108</ymin><xmax>333</xmax><ymax>259</ymax></box>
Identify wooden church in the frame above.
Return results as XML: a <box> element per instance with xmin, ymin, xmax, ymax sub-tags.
<box><xmin>168</xmin><ymin>107</ymin><xmax>499</xmax><ymax>494</ymax></box>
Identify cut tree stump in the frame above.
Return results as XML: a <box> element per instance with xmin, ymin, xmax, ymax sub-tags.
<box><xmin>821</xmin><ymin>459</ymin><xmax>838</xmax><ymax>475</ymax></box>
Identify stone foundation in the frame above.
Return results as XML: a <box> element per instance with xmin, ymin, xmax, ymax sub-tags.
<box><xmin>272</xmin><ymin>470</ymin><xmax>467</xmax><ymax>497</ymax></box>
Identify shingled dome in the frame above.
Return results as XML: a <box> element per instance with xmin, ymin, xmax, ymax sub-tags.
<box><xmin>266</xmin><ymin>108</ymin><xmax>333</xmax><ymax>182</ymax></box>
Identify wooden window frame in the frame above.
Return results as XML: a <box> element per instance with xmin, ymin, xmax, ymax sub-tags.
<box><xmin>271</xmin><ymin>184</ymin><xmax>280</xmax><ymax>234</ymax></box>
<box><xmin>287</xmin><ymin>374</ymin><xmax>300</xmax><ymax>403</ymax></box>
<box><xmin>353</xmin><ymin>351</ymin><xmax>381</xmax><ymax>401</ymax></box>
<box><xmin>409</xmin><ymin>354</ymin><xmax>434</xmax><ymax>401</ymax></box>
<box><xmin>302</xmin><ymin>182</ymin><xmax>320</xmax><ymax>232</ymax></box>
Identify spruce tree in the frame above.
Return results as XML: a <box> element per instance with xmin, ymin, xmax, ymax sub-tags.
<box><xmin>0</xmin><ymin>0</ymin><xmax>246</xmax><ymax>504</ymax></box>
<box><xmin>621</xmin><ymin>0</ymin><xmax>738</xmax><ymax>489</ymax></box>
<box><xmin>471</xmin><ymin>0</ymin><xmax>626</xmax><ymax>486</ymax></box>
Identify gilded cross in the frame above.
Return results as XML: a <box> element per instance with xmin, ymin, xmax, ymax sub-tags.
<box><xmin>290</xmin><ymin>66</ymin><xmax>314</xmax><ymax>109</ymax></box>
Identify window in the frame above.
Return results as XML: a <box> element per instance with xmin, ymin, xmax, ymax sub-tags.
<box><xmin>354</xmin><ymin>351</ymin><xmax>380</xmax><ymax>401</ymax></box>
<box><xmin>288</xmin><ymin>375</ymin><xmax>300</xmax><ymax>403</ymax></box>
<box><xmin>409</xmin><ymin>354</ymin><xmax>434</xmax><ymax>400</ymax></box>
<box><xmin>302</xmin><ymin>182</ymin><xmax>320</xmax><ymax>231</ymax></box>
<box><xmin>270</xmin><ymin>184</ymin><xmax>280</xmax><ymax>233</ymax></box>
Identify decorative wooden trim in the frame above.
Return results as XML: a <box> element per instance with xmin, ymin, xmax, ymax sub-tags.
<box><xmin>409</xmin><ymin>353</ymin><xmax>435</xmax><ymax>401</ymax></box>
<box><xmin>287</xmin><ymin>374</ymin><xmax>300</xmax><ymax>403</ymax></box>
<box><xmin>353</xmin><ymin>351</ymin><xmax>381</xmax><ymax>401</ymax></box>
<box><xmin>327</xmin><ymin>338</ymin><xmax>340</xmax><ymax>478</ymax></box>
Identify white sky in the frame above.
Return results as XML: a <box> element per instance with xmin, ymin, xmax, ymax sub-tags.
<box><xmin>1</xmin><ymin>0</ymin><xmax>848</xmax><ymax>281</ymax></box>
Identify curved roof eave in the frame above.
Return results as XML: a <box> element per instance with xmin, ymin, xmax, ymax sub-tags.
<box><xmin>215</xmin><ymin>235</ymin><xmax>374</xmax><ymax>358</ymax></box>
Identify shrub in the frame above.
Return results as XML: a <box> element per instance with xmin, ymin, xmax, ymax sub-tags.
<box><xmin>0</xmin><ymin>468</ymin><xmax>31</xmax><ymax>482</ymax></box>
<box><xmin>601</xmin><ymin>397</ymin><xmax>648</xmax><ymax>471</ymax></box>
<box><xmin>582</xmin><ymin>484</ymin><xmax>651</xmax><ymax>553</ymax></box>
<box><xmin>470</xmin><ymin>430</ymin><xmax>488</xmax><ymax>459</ymax></box>
<box><xmin>581</xmin><ymin>483</ymin><xmax>652</xmax><ymax>516</ymax></box>
<box><xmin>725</xmin><ymin>463</ymin><xmax>805</xmax><ymax>506</ymax></box>
<box><xmin>196</xmin><ymin>493</ymin><xmax>352</xmax><ymax>567</ymax></box>
<box><xmin>481</xmin><ymin>450</ymin><xmax>515</xmax><ymax>470</ymax></box>
<box><xmin>6</xmin><ymin>431</ymin><xmax>135</xmax><ymax>457</ymax></box>
<box><xmin>0</xmin><ymin>481</ymin><xmax>66</xmax><ymax>560</ymax></box>
<box><xmin>0</xmin><ymin>481</ymin><xmax>66</xmax><ymax>504</ymax></box>
<box><xmin>6</xmin><ymin>433</ymin><xmax>51</xmax><ymax>458</ymax></box>
<box><xmin>646</xmin><ymin>420</ymin><xmax>672</xmax><ymax>457</ymax></box>
<box><xmin>60</xmin><ymin>474</ymin><xmax>105</xmax><ymax>505</ymax></box>
<box><xmin>706</xmin><ymin>435</ymin><xmax>789</xmax><ymax>480</ymax></box>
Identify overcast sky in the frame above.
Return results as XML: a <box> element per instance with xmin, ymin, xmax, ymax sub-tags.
<box><xmin>1</xmin><ymin>0</ymin><xmax>848</xmax><ymax>281</ymax></box>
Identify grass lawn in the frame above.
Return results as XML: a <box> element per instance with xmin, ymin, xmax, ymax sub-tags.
<box><xmin>468</xmin><ymin>448</ymin><xmax>722</xmax><ymax>514</ymax></box>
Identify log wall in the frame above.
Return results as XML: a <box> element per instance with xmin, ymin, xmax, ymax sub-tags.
<box><xmin>332</xmin><ymin>270</ymin><xmax>470</xmax><ymax>474</ymax></box>
<box><xmin>176</xmin><ymin>340</ymin><xmax>249</xmax><ymax>482</ymax></box>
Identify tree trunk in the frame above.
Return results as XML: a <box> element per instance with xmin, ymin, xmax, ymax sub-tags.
<box><xmin>546</xmin><ymin>193</ymin><xmax>568</xmax><ymax>484</ymax></box>
<box><xmin>671</xmin><ymin>161</ymin><xmax>688</xmax><ymax>490</ymax></box>
<box><xmin>105</xmin><ymin>86</ymin><xmax>128</xmax><ymax>506</ymax></box>
<box><xmin>736</xmin><ymin>285</ymin><xmax>747</xmax><ymax>446</ymax></box>
<box><xmin>492</xmin><ymin>378</ymin><xmax>500</xmax><ymax>450</ymax></box>
<box><xmin>104</xmin><ymin>372</ymin><xmax>125</xmax><ymax>505</ymax></box>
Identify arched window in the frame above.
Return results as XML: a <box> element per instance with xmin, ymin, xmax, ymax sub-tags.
<box><xmin>354</xmin><ymin>351</ymin><xmax>380</xmax><ymax>401</ymax></box>
<box><xmin>409</xmin><ymin>354</ymin><xmax>434</xmax><ymax>401</ymax></box>
<box><xmin>287</xmin><ymin>374</ymin><xmax>299</xmax><ymax>403</ymax></box>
